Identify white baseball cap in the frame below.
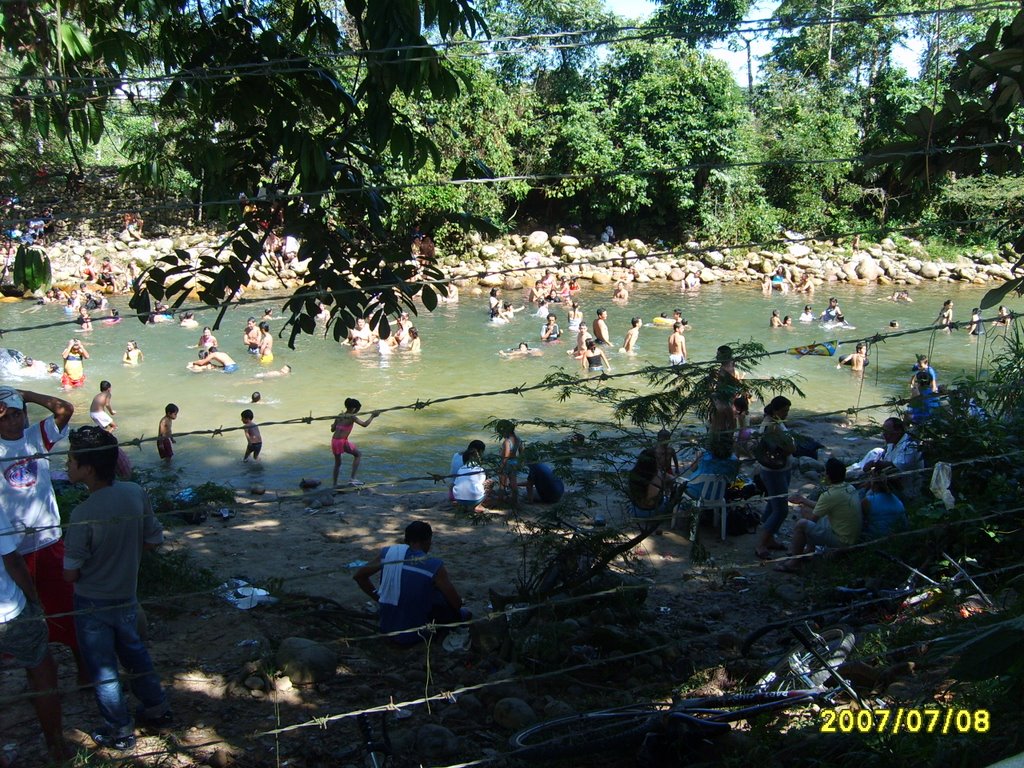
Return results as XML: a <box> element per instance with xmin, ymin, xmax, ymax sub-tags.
<box><xmin>0</xmin><ymin>387</ymin><xmax>25</xmax><ymax>410</ymax></box>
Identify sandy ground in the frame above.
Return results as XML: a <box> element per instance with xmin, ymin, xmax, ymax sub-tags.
<box><xmin>1</xmin><ymin>417</ymin><xmax>889</xmax><ymax>767</ymax></box>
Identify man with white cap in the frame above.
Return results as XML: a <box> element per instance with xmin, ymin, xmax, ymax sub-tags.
<box><xmin>0</xmin><ymin>387</ymin><xmax>82</xmax><ymax>676</ymax></box>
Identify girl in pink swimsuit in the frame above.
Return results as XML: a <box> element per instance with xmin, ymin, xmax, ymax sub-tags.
<box><xmin>331</xmin><ymin>397</ymin><xmax>378</xmax><ymax>486</ymax></box>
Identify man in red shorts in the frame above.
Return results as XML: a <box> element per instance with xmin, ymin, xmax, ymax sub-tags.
<box><xmin>0</xmin><ymin>387</ymin><xmax>84</xmax><ymax>681</ymax></box>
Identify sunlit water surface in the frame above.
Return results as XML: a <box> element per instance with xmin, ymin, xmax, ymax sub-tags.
<box><xmin>1</xmin><ymin>280</ymin><xmax>1016</xmax><ymax>491</ymax></box>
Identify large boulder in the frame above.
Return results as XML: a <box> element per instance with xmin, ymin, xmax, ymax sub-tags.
<box><xmin>525</xmin><ymin>231</ymin><xmax>549</xmax><ymax>250</ymax></box>
<box><xmin>276</xmin><ymin>637</ymin><xmax>337</xmax><ymax>684</ymax></box>
<box><xmin>855</xmin><ymin>257</ymin><xmax>883</xmax><ymax>281</ymax></box>
<box><xmin>699</xmin><ymin>268</ymin><xmax>719</xmax><ymax>283</ymax></box>
<box><xmin>553</xmin><ymin>234</ymin><xmax>580</xmax><ymax>248</ymax></box>
<box><xmin>591</xmin><ymin>271</ymin><xmax>613</xmax><ymax>285</ymax></box>
<box><xmin>704</xmin><ymin>250</ymin><xmax>725</xmax><ymax>267</ymax></box>
<box><xmin>787</xmin><ymin>243</ymin><xmax>812</xmax><ymax>259</ymax></box>
<box><xmin>919</xmin><ymin>262</ymin><xmax>941</xmax><ymax>279</ymax></box>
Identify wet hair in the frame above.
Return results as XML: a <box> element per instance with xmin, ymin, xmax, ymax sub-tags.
<box><xmin>165</xmin><ymin>403</ymin><xmax>179</xmax><ymax>415</ymax></box>
<box><xmin>915</xmin><ymin>370</ymin><xmax>933</xmax><ymax>386</ymax></box>
<box><xmin>241</xmin><ymin>409</ymin><xmax>254</xmax><ymax>420</ymax></box>
<box><xmin>69</xmin><ymin>426</ymin><xmax>119</xmax><ymax>484</ymax></box>
<box><xmin>99</xmin><ymin>380</ymin><xmax>111</xmax><ymax>392</ymax></box>
<box><xmin>259</xmin><ymin>321</ymin><xmax>270</xmax><ymax>332</ymax></box>
<box><xmin>404</xmin><ymin>520</ymin><xmax>433</xmax><ymax>545</ymax></box>
<box><xmin>518</xmin><ymin>342</ymin><xmax>530</xmax><ymax>351</ymax></box>
<box><xmin>344</xmin><ymin>397</ymin><xmax>361</xmax><ymax>412</ymax></box>
<box><xmin>251</xmin><ymin>392</ymin><xmax>262</xmax><ymax>403</ymax></box>
<box><xmin>632</xmin><ymin>317</ymin><xmax>641</xmax><ymax>327</ymax></box>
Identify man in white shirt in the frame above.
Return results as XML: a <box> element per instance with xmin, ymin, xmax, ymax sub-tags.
<box><xmin>0</xmin><ymin>387</ymin><xmax>83</xmax><ymax>679</ymax></box>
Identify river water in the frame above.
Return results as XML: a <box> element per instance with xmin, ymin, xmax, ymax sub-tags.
<box><xmin>0</xmin><ymin>280</ymin><xmax>1015</xmax><ymax>491</ymax></box>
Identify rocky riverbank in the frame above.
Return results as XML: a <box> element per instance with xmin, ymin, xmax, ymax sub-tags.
<box><xmin>37</xmin><ymin>226</ymin><xmax>1019</xmax><ymax>294</ymax></box>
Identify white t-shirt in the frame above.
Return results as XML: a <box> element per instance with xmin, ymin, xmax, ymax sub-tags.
<box><xmin>453</xmin><ymin>463</ymin><xmax>486</xmax><ymax>501</ymax></box>
<box><xmin>0</xmin><ymin>416</ymin><xmax>68</xmax><ymax>555</ymax></box>
<box><xmin>449</xmin><ymin>451</ymin><xmax>465</xmax><ymax>488</ymax></box>
<box><xmin>0</xmin><ymin>507</ymin><xmax>27</xmax><ymax>622</ymax></box>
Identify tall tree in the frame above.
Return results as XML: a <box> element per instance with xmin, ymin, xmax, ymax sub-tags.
<box><xmin>1</xmin><ymin>0</ymin><xmax>493</xmax><ymax>344</ymax></box>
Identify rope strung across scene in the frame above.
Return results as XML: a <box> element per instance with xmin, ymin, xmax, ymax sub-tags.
<box><xmin>5</xmin><ymin>142</ymin><xmax>1024</xmax><ymax>230</ymax></box>
<box><xmin>0</xmin><ymin>308</ymin><xmax>1015</xmax><ymax>472</ymax></box>
<box><xmin>0</xmin><ymin>0</ymin><xmax>1015</xmax><ymax>88</ymax></box>
<box><xmin>2</xmin><ymin>483</ymin><xmax>1020</xmax><ymax>684</ymax></box>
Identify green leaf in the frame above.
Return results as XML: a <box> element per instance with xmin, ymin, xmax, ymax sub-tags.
<box><xmin>980</xmin><ymin>278</ymin><xmax>1024</xmax><ymax>310</ymax></box>
<box><xmin>60</xmin><ymin>22</ymin><xmax>93</xmax><ymax>57</ymax></box>
<box><xmin>421</xmin><ymin>284</ymin><xmax>437</xmax><ymax>311</ymax></box>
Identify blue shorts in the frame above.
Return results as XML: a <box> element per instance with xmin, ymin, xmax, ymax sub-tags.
<box><xmin>223</xmin><ymin>363</ymin><xmax>239</xmax><ymax>373</ymax></box>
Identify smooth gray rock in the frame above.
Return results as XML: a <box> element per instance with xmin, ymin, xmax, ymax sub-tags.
<box><xmin>275</xmin><ymin>637</ymin><xmax>337</xmax><ymax>684</ymax></box>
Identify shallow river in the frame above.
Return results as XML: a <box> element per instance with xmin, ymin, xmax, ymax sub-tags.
<box><xmin>0</xmin><ymin>279</ymin><xmax>1016</xmax><ymax>491</ymax></box>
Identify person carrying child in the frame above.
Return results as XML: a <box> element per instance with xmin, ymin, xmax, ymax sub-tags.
<box><xmin>241</xmin><ymin>410</ymin><xmax>262</xmax><ymax>462</ymax></box>
<box><xmin>331</xmin><ymin>398</ymin><xmax>378</xmax><ymax>486</ymax></box>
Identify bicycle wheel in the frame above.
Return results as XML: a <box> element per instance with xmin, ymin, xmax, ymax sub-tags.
<box><xmin>509</xmin><ymin>705</ymin><xmax>665</xmax><ymax>761</ymax></box>
<box><xmin>754</xmin><ymin>627</ymin><xmax>855</xmax><ymax>691</ymax></box>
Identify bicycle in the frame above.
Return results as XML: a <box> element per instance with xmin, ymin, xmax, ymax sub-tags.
<box><xmin>509</xmin><ymin>626</ymin><xmax>860</xmax><ymax>762</ymax></box>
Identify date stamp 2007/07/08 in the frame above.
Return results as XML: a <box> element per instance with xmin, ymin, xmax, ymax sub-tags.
<box><xmin>820</xmin><ymin>708</ymin><xmax>990</xmax><ymax>735</ymax></box>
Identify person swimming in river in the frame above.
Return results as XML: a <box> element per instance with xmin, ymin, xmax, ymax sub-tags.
<box><xmin>621</xmin><ymin>317</ymin><xmax>641</xmax><ymax>353</ymax></box>
<box><xmin>500</xmin><ymin>342</ymin><xmax>542</xmax><ymax>359</ymax></box>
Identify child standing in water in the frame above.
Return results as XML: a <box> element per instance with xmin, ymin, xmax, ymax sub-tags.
<box><xmin>331</xmin><ymin>398</ymin><xmax>378</xmax><ymax>486</ymax></box>
<box><xmin>157</xmin><ymin>404</ymin><xmax>178</xmax><ymax>462</ymax></box>
<box><xmin>241</xmin><ymin>409</ymin><xmax>262</xmax><ymax>462</ymax></box>
<box><xmin>497</xmin><ymin>420</ymin><xmax>523</xmax><ymax>506</ymax></box>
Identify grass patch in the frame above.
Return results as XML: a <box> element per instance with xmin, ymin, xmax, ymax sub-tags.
<box><xmin>139</xmin><ymin>547</ymin><xmax>217</xmax><ymax>602</ymax></box>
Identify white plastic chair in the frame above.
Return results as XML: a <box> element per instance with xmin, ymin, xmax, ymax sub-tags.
<box><xmin>674</xmin><ymin>473</ymin><xmax>730</xmax><ymax>540</ymax></box>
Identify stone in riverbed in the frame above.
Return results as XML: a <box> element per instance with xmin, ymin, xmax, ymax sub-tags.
<box><xmin>492</xmin><ymin>697</ymin><xmax>537</xmax><ymax>730</ymax></box>
<box><xmin>699</xmin><ymin>268</ymin><xmax>718</xmax><ymax>283</ymax></box>
<box><xmin>919</xmin><ymin>262</ymin><xmax>940</xmax><ymax>279</ymax></box>
<box><xmin>525</xmin><ymin>231</ymin><xmax>549</xmax><ymax>250</ymax></box>
<box><xmin>787</xmin><ymin>243</ymin><xmax>812</xmax><ymax>258</ymax></box>
<box><xmin>416</xmin><ymin>724</ymin><xmax>460</xmax><ymax>759</ymax></box>
<box><xmin>276</xmin><ymin>637</ymin><xmax>337</xmax><ymax>684</ymax></box>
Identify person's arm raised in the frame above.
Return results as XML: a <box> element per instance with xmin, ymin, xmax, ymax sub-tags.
<box><xmin>21</xmin><ymin>390</ymin><xmax>73</xmax><ymax>431</ymax></box>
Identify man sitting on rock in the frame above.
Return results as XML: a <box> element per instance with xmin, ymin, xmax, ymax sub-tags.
<box><xmin>846</xmin><ymin>417</ymin><xmax>924</xmax><ymax>499</ymax></box>
<box><xmin>353</xmin><ymin>521</ymin><xmax>470</xmax><ymax>645</ymax></box>
<box><xmin>781</xmin><ymin>458</ymin><xmax>861</xmax><ymax>569</ymax></box>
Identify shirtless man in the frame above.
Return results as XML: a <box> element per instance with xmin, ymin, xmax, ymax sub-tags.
<box><xmin>187</xmin><ymin>347</ymin><xmax>238</xmax><ymax>372</ymax></box>
<box><xmin>621</xmin><ymin>317</ymin><xmax>641</xmax><ymax>353</ymax></box>
<box><xmin>89</xmin><ymin>380</ymin><xmax>117</xmax><ymax>432</ymax></box>
<box><xmin>243</xmin><ymin>317</ymin><xmax>261</xmax><ymax>354</ymax></box>
<box><xmin>837</xmin><ymin>343</ymin><xmax>869</xmax><ymax>372</ymax></box>
<box><xmin>668</xmin><ymin>322</ymin><xmax>687</xmax><ymax>365</ymax></box>
<box><xmin>347</xmin><ymin>318</ymin><xmax>375</xmax><ymax>349</ymax></box>
<box><xmin>593</xmin><ymin>308</ymin><xmax>611</xmax><ymax>346</ymax></box>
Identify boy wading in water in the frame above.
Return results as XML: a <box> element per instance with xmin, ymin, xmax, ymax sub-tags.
<box><xmin>241</xmin><ymin>410</ymin><xmax>262</xmax><ymax>462</ymax></box>
<box><xmin>331</xmin><ymin>398</ymin><xmax>378</xmax><ymax>487</ymax></box>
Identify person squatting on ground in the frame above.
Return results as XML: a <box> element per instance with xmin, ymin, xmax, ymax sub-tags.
<box><xmin>353</xmin><ymin>521</ymin><xmax>471</xmax><ymax>646</ymax></box>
